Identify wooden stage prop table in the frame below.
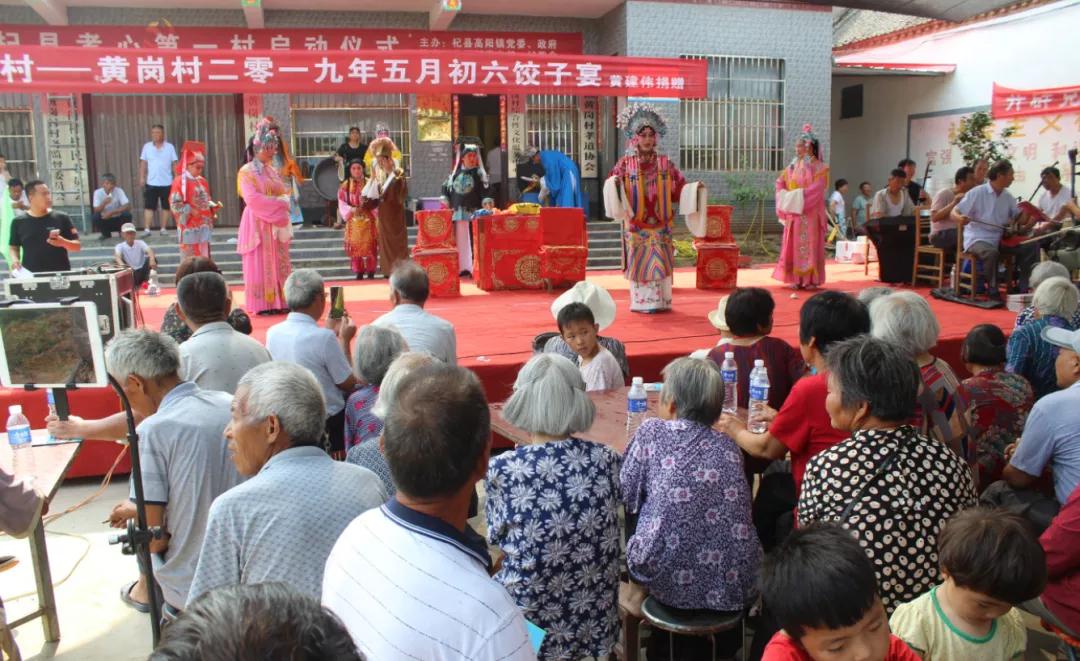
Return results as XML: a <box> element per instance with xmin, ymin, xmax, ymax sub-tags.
<box><xmin>473</xmin><ymin>208</ymin><xmax>588</xmax><ymax>292</ymax></box>
<box><xmin>7</xmin><ymin>434</ymin><xmax>83</xmax><ymax>644</ymax></box>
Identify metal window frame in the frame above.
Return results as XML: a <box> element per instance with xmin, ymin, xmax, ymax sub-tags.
<box><xmin>525</xmin><ymin>94</ymin><xmax>578</xmax><ymax>159</ymax></box>
<box><xmin>289</xmin><ymin>95</ymin><xmax>412</xmax><ymax>174</ymax></box>
<box><xmin>679</xmin><ymin>54</ymin><xmax>786</xmax><ymax>172</ymax></box>
<box><xmin>0</xmin><ymin>107</ymin><xmax>38</xmax><ymax>180</ymax></box>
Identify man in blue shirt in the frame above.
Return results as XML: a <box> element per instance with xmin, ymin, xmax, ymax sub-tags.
<box><xmin>951</xmin><ymin>160</ymin><xmax>1038</xmax><ymax>296</ymax></box>
<box><xmin>1004</xmin><ymin>326</ymin><xmax>1080</xmax><ymax>506</ymax></box>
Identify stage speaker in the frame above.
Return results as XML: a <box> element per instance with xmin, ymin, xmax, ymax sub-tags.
<box><xmin>4</xmin><ymin>268</ymin><xmax>135</xmax><ymax>345</ymax></box>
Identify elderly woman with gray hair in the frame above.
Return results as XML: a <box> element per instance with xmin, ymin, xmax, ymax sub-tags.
<box><xmin>485</xmin><ymin>353</ymin><xmax>620</xmax><ymax>660</ymax></box>
<box><xmin>798</xmin><ymin>336</ymin><xmax>976</xmax><ymax>614</ymax></box>
<box><xmin>345</xmin><ymin>351</ymin><xmax>435</xmax><ymax>497</ymax></box>
<box><xmin>1006</xmin><ymin>275</ymin><xmax>1080</xmax><ymax>400</ymax></box>
<box><xmin>870</xmin><ymin>291</ymin><xmax>961</xmax><ymax>445</ymax></box>
<box><xmin>621</xmin><ymin>357</ymin><xmax>761</xmax><ymax>657</ymax></box>
<box><xmin>343</xmin><ymin>325</ymin><xmax>407</xmax><ymax>452</ymax></box>
<box><xmin>1015</xmin><ymin>261</ymin><xmax>1080</xmax><ymax>329</ymax></box>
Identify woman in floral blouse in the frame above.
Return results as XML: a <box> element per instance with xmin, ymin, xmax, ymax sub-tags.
<box><xmin>621</xmin><ymin>357</ymin><xmax>761</xmax><ymax>656</ymax></box>
<box><xmin>953</xmin><ymin>324</ymin><xmax>1033</xmax><ymax>492</ymax></box>
<box><xmin>798</xmin><ymin>336</ymin><xmax>977</xmax><ymax>615</ymax></box>
<box><xmin>486</xmin><ymin>354</ymin><xmax>621</xmax><ymax>661</ymax></box>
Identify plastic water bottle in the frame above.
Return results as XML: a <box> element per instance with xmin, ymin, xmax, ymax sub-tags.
<box><xmin>626</xmin><ymin>376</ymin><xmax>648</xmax><ymax>438</ymax></box>
<box><xmin>7</xmin><ymin>404</ymin><xmax>34</xmax><ymax>476</ymax></box>
<box><xmin>721</xmin><ymin>352</ymin><xmax>738</xmax><ymax>416</ymax></box>
<box><xmin>747</xmin><ymin>360</ymin><xmax>771</xmax><ymax>434</ymax></box>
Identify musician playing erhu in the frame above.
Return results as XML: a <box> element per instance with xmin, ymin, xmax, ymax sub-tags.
<box><xmin>951</xmin><ymin>159</ymin><xmax>1039</xmax><ymax>297</ymax></box>
<box><xmin>1035</xmin><ymin>166</ymin><xmax>1080</xmax><ymax>236</ymax></box>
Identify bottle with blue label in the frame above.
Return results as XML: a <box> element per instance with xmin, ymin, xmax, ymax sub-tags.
<box><xmin>721</xmin><ymin>351</ymin><xmax>738</xmax><ymax>416</ymax></box>
<box><xmin>45</xmin><ymin>389</ymin><xmax>79</xmax><ymax>444</ymax></box>
<box><xmin>747</xmin><ymin>359</ymin><xmax>771</xmax><ymax>434</ymax></box>
<box><xmin>7</xmin><ymin>404</ymin><xmax>35</xmax><ymax>476</ymax></box>
<box><xmin>626</xmin><ymin>376</ymin><xmax>648</xmax><ymax>438</ymax></box>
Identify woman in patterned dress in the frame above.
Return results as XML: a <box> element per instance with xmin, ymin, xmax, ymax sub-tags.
<box><xmin>609</xmin><ymin>104</ymin><xmax>687</xmax><ymax>313</ymax></box>
<box><xmin>343</xmin><ymin>325</ymin><xmax>406</xmax><ymax>452</ymax></box>
<box><xmin>621</xmin><ymin>357</ymin><xmax>761</xmax><ymax>657</ymax></box>
<box><xmin>236</xmin><ymin>117</ymin><xmax>292</xmax><ymax>315</ymax></box>
<box><xmin>1006</xmin><ymin>276</ymin><xmax>1079</xmax><ymax>400</ymax></box>
<box><xmin>485</xmin><ymin>354</ymin><xmax>621</xmax><ymax>661</ymax></box>
<box><xmin>798</xmin><ymin>336</ymin><xmax>977</xmax><ymax>615</ymax></box>
<box><xmin>953</xmin><ymin>325</ymin><xmax>1033</xmax><ymax>491</ymax></box>
<box><xmin>338</xmin><ymin>159</ymin><xmax>379</xmax><ymax>279</ymax></box>
<box><xmin>773</xmin><ymin>124</ymin><xmax>829</xmax><ymax>289</ymax></box>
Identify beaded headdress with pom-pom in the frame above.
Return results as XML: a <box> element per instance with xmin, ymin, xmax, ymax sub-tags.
<box><xmin>617</xmin><ymin>104</ymin><xmax>667</xmax><ymax>142</ymax></box>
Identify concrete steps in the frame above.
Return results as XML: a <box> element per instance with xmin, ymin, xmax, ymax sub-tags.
<box><xmin>61</xmin><ymin>220</ymin><xmax>625</xmax><ymax>285</ymax></box>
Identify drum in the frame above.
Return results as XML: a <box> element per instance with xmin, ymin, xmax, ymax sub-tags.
<box><xmin>312</xmin><ymin>157</ymin><xmax>342</xmax><ymax>201</ymax></box>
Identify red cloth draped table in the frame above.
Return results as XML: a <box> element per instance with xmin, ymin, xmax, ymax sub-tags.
<box><xmin>411</xmin><ymin>209</ymin><xmax>460</xmax><ymax>297</ymax></box>
<box><xmin>473</xmin><ymin>214</ymin><xmax>545</xmax><ymax>291</ymax></box>
<box><xmin>695</xmin><ymin>204</ymin><xmax>740</xmax><ymax>290</ymax></box>
<box><xmin>538</xmin><ymin>207</ymin><xmax>588</xmax><ymax>288</ymax></box>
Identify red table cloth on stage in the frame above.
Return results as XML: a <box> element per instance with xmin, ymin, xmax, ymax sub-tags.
<box><xmin>704</xmin><ymin>204</ymin><xmax>735</xmax><ymax>243</ymax></box>
<box><xmin>693</xmin><ymin>204</ymin><xmax>740</xmax><ymax>290</ymax></box>
<box><xmin>413</xmin><ymin>209</ymin><xmax>455</xmax><ymax>250</ymax></box>
<box><xmin>473</xmin><ymin>214</ymin><xmax>545</xmax><ymax>291</ymax></box>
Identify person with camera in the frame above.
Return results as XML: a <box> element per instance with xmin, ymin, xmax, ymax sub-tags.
<box><xmin>7</xmin><ymin>181</ymin><xmax>80</xmax><ymax>274</ymax></box>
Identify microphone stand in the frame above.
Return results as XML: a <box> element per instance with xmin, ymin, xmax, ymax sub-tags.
<box><xmin>105</xmin><ymin>374</ymin><xmax>163</xmax><ymax>645</ymax></box>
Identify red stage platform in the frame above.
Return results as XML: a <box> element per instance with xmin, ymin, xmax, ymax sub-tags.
<box><xmin>2</xmin><ymin>261</ymin><xmax>1015</xmax><ymax>477</ymax></box>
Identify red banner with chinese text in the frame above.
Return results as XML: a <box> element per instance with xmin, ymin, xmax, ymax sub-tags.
<box><xmin>0</xmin><ymin>46</ymin><xmax>707</xmax><ymax>98</ymax></box>
<box><xmin>992</xmin><ymin>83</ymin><xmax>1080</xmax><ymax>119</ymax></box>
<box><xmin>0</xmin><ymin>24</ymin><xmax>582</xmax><ymax>53</ymax></box>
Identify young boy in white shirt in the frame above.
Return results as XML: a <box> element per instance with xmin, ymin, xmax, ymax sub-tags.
<box><xmin>557</xmin><ymin>302</ymin><xmax>623</xmax><ymax>392</ymax></box>
<box><xmin>114</xmin><ymin>223</ymin><xmax>157</xmax><ymax>287</ymax></box>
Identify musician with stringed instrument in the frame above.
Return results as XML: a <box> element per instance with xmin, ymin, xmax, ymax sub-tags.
<box><xmin>951</xmin><ymin>160</ymin><xmax>1039</xmax><ymax>297</ymax></box>
<box><xmin>1029</xmin><ymin>166</ymin><xmax>1080</xmax><ymax>236</ymax></box>
<box><xmin>900</xmin><ymin>158</ymin><xmax>931</xmax><ymax>205</ymax></box>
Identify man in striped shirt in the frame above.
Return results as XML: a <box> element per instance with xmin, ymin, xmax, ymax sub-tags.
<box><xmin>322</xmin><ymin>364</ymin><xmax>535</xmax><ymax>660</ymax></box>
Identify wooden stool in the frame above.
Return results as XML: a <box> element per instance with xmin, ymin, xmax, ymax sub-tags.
<box><xmin>956</xmin><ymin>224</ymin><xmax>1016</xmax><ymax>298</ymax></box>
<box><xmin>617</xmin><ymin>581</ymin><xmax>647</xmax><ymax>661</ymax></box>
<box><xmin>640</xmin><ymin>595</ymin><xmax>747</xmax><ymax>661</ymax></box>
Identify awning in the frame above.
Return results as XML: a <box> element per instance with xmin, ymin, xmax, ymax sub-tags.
<box><xmin>833</xmin><ymin>61</ymin><xmax>956</xmax><ymax>76</ymax></box>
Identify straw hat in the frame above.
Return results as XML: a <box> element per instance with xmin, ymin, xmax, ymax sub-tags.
<box><xmin>707</xmin><ymin>296</ymin><xmax>730</xmax><ymax>331</ymax></box>
<box><xmin>551</xmin><ymin>281</ymin><xmax>616</xmax><ymax>332</ymax></box>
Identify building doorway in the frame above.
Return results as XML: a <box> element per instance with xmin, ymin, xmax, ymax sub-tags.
<box><xmin>455</xmin><ymin>94</ymin><xmax>505</xmax><ymax>204</ymax></box>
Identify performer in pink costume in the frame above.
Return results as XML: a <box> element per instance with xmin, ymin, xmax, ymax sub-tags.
<box><xmin>236</xmin><ymin>117</ymin><xmax>293</xmax><ymax>315</ymax></box>
<box><xmin>772</xmin><ymin>124</ymin><xmax>829</xmax><ymax>289</ymax></box>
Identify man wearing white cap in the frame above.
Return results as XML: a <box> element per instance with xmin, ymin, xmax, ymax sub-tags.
<box><xmin>114</xmin><ymin>222</ymin><xmax>157</xmax><ymax>287</ymax></box>
<box><xmin>999</xmin><ymin>325</ymin><xmax>1080</xmax><ymax>511</ymax></box>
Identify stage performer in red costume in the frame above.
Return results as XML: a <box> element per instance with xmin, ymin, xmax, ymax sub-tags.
<box><xmin>338</xmin><ymin>159</ymin><xmax>379</xmax><ymax>279</ymax></box>
<box><xmin>169</xmin><ymin>145</ymin><xmax>214</xmax><ymax>258</ymax></box>
<box><xmin>773</xmin><ymin>124</ymin><xmax>829</xmax><ymax>289</ymax></box>
<box><xmin>606</xmin><ymin>104</ymin><xmax>687</xmax><ymax>313</ymax></box>
<box><xmin>237</xmin><ymin>117</ymin><xmax>293</xmax><ymax>315</ymax></box>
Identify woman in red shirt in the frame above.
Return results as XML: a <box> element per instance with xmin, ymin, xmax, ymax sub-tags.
<box><xmin>719</xmin><ymin>290</ymin><xmax>870</xmax><ymax>498</ymax></box>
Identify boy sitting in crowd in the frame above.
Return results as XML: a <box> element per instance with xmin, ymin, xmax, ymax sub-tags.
<box><xmin>557</xmin><ymin>301</ymin><xmax>623</xmax><ymax>392</ymax></box>
<box><xmin>761</xmin><ymin>523</ymin><xmax>920</xmax><ymax>660</ymax></box>
<box><xmin>890</xmin><ymin>508</ymin><xmax>1045</xmax><ymax>660</ymax></box>
<box><xmin>114</xmin><ymin>222</ymin><xmax>157</xmax><ymax>287</ymax></box>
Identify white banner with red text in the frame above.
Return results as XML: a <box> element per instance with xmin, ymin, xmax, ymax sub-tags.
<box><xmin>0</xmin><ymin>24</ymin><xmax>582</xmax><ymax>54</ymax></box>
<box><xmin>0</xmin><ymin>46</ymin><xmax>707</xmax><ymax>98</ymax></box>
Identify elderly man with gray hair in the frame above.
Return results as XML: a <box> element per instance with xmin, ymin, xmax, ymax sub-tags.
<box><xmin>372</xmin><ymin>260</ymin><xmax>457</xmax><ymax>365</ymax></box>
<box><xmin>188</xmin><ymin>362</ymin><xmax>386</xmax><ymax>604</ymax></box>
<box><xmin>266</xmin><ymin>268</ymin><xmax>357</xmax><ymax>455</ymax></box>
<box><xmin>106</xmin><ymin>329</ymin><xmax>240</xmax><ymax>615</ymax></box>
<box><xmin>177</xmin><ymin>271</ymin><xmax>270</xmax><ymax>394</ymax></box>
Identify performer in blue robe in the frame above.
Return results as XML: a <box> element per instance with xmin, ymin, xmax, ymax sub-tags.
<box><xmin>539</xmin><ymin>149</ymin><xmax>584</xmax><ymax>209</ymax></box>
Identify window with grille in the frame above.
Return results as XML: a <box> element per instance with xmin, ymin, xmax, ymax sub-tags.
<box><xmin>0</xmin><ymin>109</ymin><xmax>38</xmax><ymax>181</ymax></box>
<box><xmin>526</xmin><ymin>94</ymin><xmax>578</xmax><ymax>158</ymax></box>
<box><xmin>679</xmin><ymin>55</ymin><xmax>785</xmax><ymax>172</ymax></box>
<box><xmin>290</xmin><ymin>94</ymin><xmax>411</xmax><ymax>175</ymax></box>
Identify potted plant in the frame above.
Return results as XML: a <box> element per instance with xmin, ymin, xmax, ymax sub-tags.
<box><xmin>722</xmin><ymin>169</ymin><xmax>774</xmax><ymax>257</ymax></box>
<box><xmin>950</xmin><ymin>110</ymin><xmax>1016</xmax><ymax>165</ymax></box>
